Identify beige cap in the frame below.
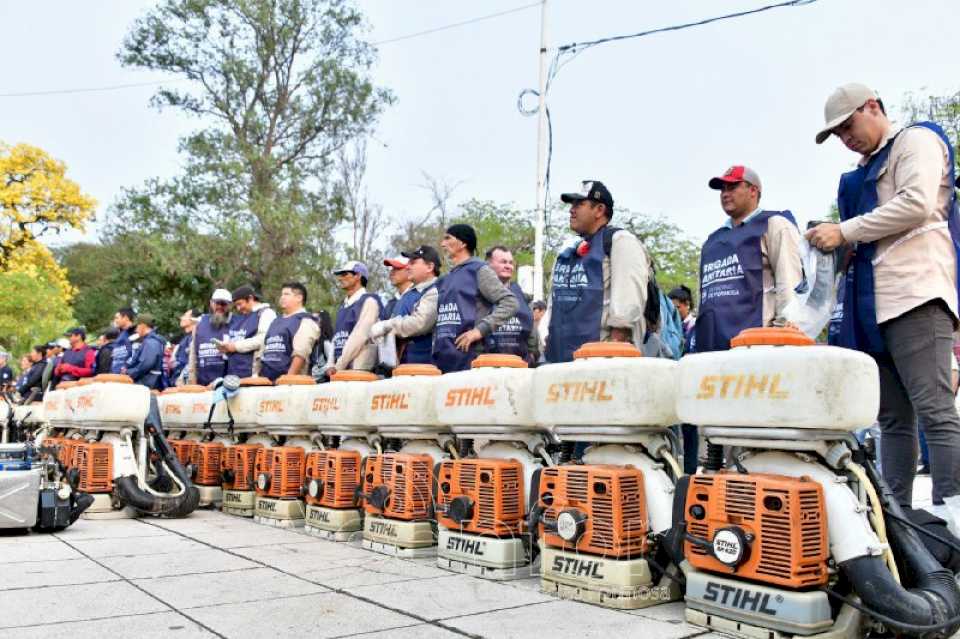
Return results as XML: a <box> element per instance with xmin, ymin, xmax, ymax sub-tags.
<box><xmin>816</xmin><ymin>83</ymin><xmax>879</xmax><ymax>144</ymax></box>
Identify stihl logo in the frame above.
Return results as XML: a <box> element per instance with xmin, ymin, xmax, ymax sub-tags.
<box><xmin>257</xmin><ymin>499</ymin><xmax>277</xmax><ymax>512</ymax></box>
<box><xmin>224</xmin><ymin>492</ymin><xmax>245</xmax><ymax>504</ymax></box>
<box><xmin>311</xmin><ymin>397</ymin><xmax>340</xmax><ymax>414</ymax></box>
<box><xmin>369</xmin><ymin>520</ymin><xmax>398</xmax><ymax>536</ymax></box>
<box><xmin>370</xmin><ymin>393</ymin><xmax>409</xmax><ymax>411</ymax></box>
<box><xmin>44</xmin><ymin>399</ymin><xmax>59</xmax><ymax>411</ymax></box>
<box><xmin>703</xmin><ymin>582</ymin><xmax>778</xmax><ymax>615</ymax></box>
<box><xmin>308</xmin><ymin>509</ymin><xmax>331</xmax><ymax>523</ymax></box>
<box><xmin>76</xmin><ymin>395</ymin><xmax>94</xmax><ymax>408</ymax></box>
<box><xmin>551</xmin><ymin>556</ymin><xmax>605</xmax><ymax>579</ymax></box>
<box><xmin>259</xmin><ymin>400</ymin><xmax>285</xmax><ymax>413</ymax></box>
<box><xmin>164</xmin><ymin>404</ymin><xmax>181</xmax><ymax>415</ymax></box>
<box><xmin>545</xmin><ymin>381</ymin><xmax>613</xmax><ymax>403</ymax></box>
<box><xmin>191</xmin><ymin>402</ymin><xmax>207</xmax><ymax>414</ymax></box>
<box><xmin>695</xmin><ymin>374</ymin><xmax>788</xmax><ymax>400</ymax></box>
<box><xmin>444</xmin><ymin>387</ymin><xmax>495</xmax><ymax>407</ymax></box>
<box><xmin>446</xmin><ymin>536</ymin><xmax>486</xmax><ymax>555</ymax></box>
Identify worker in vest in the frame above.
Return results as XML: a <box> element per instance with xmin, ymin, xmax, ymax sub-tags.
<box><xmin>124</xmin><ymin>314</ymin><xmax>166</xmax><ymax>389</ymax></box>
<box><xmin>545</xmin><ymin>181</ymin><xmax>651</xmax><ymax>363</ymax></box>
<box><xmin>806</xmin><ymin>83</ymin><xmax>960</xmax><ymax>521</ymax></box>
<box><xmin>327</xmin><ymin>261</ymin><xmax>381</xmax><ymax>375</ymax></box>
<box><xmin>187</xmin><ymin>289</ymin><xmax>233</xmax><ymax>386</ymax></box>
<box><xmin>110</xmin><ymin>307</ymin><xmax>136</xmax><ymax>374</ymax></box>
<box><xmin>215</xmin><ymin>285</ymin><xmax>277</xmax><ymax>378</ymax></box>
<box><xmin>55</xmin><ymin>327</ymin><xmax>96</xmax><ymax>382</ymax></box>
<box><xmin>433</xmin><ymin>224</ymin><xmax>518</xmax><ymax>373</ymax></box>
<box><xmin>484</xmin><ymin>245</ymin><xmax>534</xmax><ymax>364</ymax></box>
<box><xmin>381</xmin><ymin>256</ymin><xmax>412</xmax><ymax>319</ymax></box>
<box><xmin>172</xmin><ymin>310</ymin><xmax>198</xmax><ymax>384</ymax></box>
<box><xmin>260</xmin><ymin>282</ymin><xmax>319</xmax><ymax>381</ymax></box>
<box><xmin>693</xmin><ymin>166</ymin><xmax>803</xmax><ymax>353</ymax></box>
<box><xmin>369</xmin><ymin>245</ymin><xmax>442</xmax><ymax>365</ymax></box>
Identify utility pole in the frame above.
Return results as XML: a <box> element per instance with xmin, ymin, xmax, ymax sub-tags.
<box><xmin>533</xmin><ymin>0</ymin><xmax>548</xmax><ymax>301</ymax></box>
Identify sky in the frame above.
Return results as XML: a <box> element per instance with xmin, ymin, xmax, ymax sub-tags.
<box><xmin>1</xmin><ymin>0</ymin><xmax>958</xmax><ymax>253</ymax></box>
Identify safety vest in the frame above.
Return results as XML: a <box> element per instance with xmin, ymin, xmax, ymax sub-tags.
<box><xmin>59</xmin><ymin>346</ymin><xmax>92</xmax><ymax>381</ymax></box>
<box><xmin>393</xmin><ymin>284</ymin><xmax>436</xmax><ymax>364</ymax></box>
<box><xmin>226</xmin><ymin>309</ymin><xmax>262</xmax><ymax>378</ymax></box>
<box><xmin>693</xmin><ymin>210</ymin><xmax>797</xmax><ymax>353</ymax></box>
<box><xmin>193</xmin><ymin>315</ymin><xmax>229</xmax><ymax>386</ymax></box>
<box><xmin>545</xmin><ymin>229</ymin><xmax>605</xmax><ymax>363</ymax></box>
<box><xmin>110</xmin><ymin>328</ymin><xmax>132</xmax><ymax>374</ymax></box>
<box><xmin>489</xmin><ymin>282</ymin><xmax>532</xmax><ymax>360</ymax></box>
<box><xmin>260</xmin><ymin>311</ymin><xmax>311</xmax><ymax>381</ymax></box>
<box><xmin>433</xmin><ymin>260</ymin><xmax>485</xmax><ymax>372</ymax></box>
<box><xmin>333</xmin><ymin>293</ymin><xmax>382</xmax><ymax>363</ymax></box>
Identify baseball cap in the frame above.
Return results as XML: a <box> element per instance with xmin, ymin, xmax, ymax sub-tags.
<box><xmin>402</xmin><ymin>245</ymin><xmax>443</xmax><ymax>272</ymax></box>
<box><xmin>560</xmin><ymin>180</ymin><xmax>615</xmax><ymax>211</ymax></box>
<box><xmin>64</xmin><ymin>327</ymin><xmax>86</xmax><ymax>339</ymax></box>
<box><xmin>55</xmin><ymin>338</ymin><xmax>70</xmax><ymax>349</ymax></box>
<box><xmin>333</xmin><ymin>260</ymin><xmax>370</xmax><ymax>278</ymax></box>
<box><xmin>709</xmin><ymin>166</ymin><xmax>762</xmax><ymax>192</ymax></box>
<box><xmin>211</xmin><ymin>288</ymin><xmax>232</xmax><ymax>303</ymax></box>
<box><xmin>136</xmin><ymin>313</ymin><xmax>156</xmax><ymax>328</ymax></box>
<box><xmin>816</xmin><ymin>83</ymin><xmax>879</xmax><ymax>144</ymax></box>
<box><xmin>231</xmin><ymin>285</ymin><xmax>257</xmax><ymax>302</ymax></box>
<box><xmin>383</xmin><ymin>256</ymin><xmax>409</xmax><ymax>269</ymax></box>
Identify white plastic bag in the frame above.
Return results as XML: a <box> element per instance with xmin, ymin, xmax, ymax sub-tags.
<box><xmin>377</xmin><ymin>332</ymin><xmax>398</xmax><ymax>369</ymax></box>
<box><xmin>782</xmin><ymin>238</ymin><xmax>838</xmax><ymax>339</ymax></box>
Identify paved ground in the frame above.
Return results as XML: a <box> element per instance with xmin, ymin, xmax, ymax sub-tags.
<box><xmin>0</xmin><ymin>476</ymin><xmax>935</xmax><ymax>639</ymax></box>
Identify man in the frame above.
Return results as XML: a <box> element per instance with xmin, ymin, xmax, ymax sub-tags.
<box><xmin>95</xmin><ymin>328</ymin><xmax>119</xmax><ymax>375</ymax></box>
<box><xmin>382</xmin><ymin>256</ymin><xmax>412</xmax><ymax>319</ymax></box>
<box><xmin>110</xmin><ymin>307</ymin><xmax>136</xmax><ymax>374</ymax></box>
<box><xmin>434</xmin><ymin>224</ymin><xmax>518</xmax><ymax>372</ymax></box>
<box><xmin>806</xmin><ymin>83</ymin><xmax>960</xmax><ymax>517</ymax></box>
<box><xmin>187</xmin><ymin>289</ymin><xmax>233</xmax><ymax>386</ymax></box>
<box><xmin>0</xmin><ymin>352</ymin><xmax>14</xmax><ymax>390</ymax></box>
<box><xmin>370</xmin><ymin>245</ymin><xmax>442</xmax><ymax>364</ymax></box>
<box><xmin>260</xmin><ymin>282</ymin><xmax>319</xmax><ymax>381</ymax></box>
<box><xmin>545</xmin><ymin>181</ymin><xmax>651</xmax><ymax>363</ymax></box>
<box><xmin>693</xmin><ymin>166</ymin><xmax>803</xmax><ymax>353</ymax></box>
<box><xmin>531</xmin><ymin>300</ymin><xmax>547</xmax><ymax>363</ymax></box>
<box><xmin>41</xmin><ymin>338</ymin><xmax>69</xmax><ymax>392</ymax></box>
<box><xmin>124</xmin><ymin>314</ymin><xmax>166</xmax><ymax>389</ymax></box>
<box><xmin>16</xmin><ymin>345</ymin><xmax>47</xmax><ymax>400</ymax></box>
<box><xmin>55</xmin><ymin>327</ymin><xmax>96</xmax><ymax>382</ymax></box>
<box><xmin>172</xmin><ymin>310</ymin><xmax>198</xmax><ymax>383</ymax></box>
<box><xmin>217</xmin><ymin>285</ymin><xmax>277</xmax><ymax>379</ymax></box>
<box><xmin>668</xmin><ymin>285</ymin><xmax>697</xmax><ymax>348</ymax></box>
<box><xmin>485</xmin><ymin>246</ymin><xmax>534</xmax><ymax>363</ymax></box>
<box><xmin>329</xmin><ymin>261</ymin><xmax>381</xmax><ymax>374</ymax></box>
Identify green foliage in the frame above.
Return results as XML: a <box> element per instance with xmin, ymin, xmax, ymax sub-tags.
<box><xmin>900</xmin><ymin>89</ymin><xmax>960</xmax><ymax>173</ymax></box>
<box><xmin>614</xmin><ymin>211</ymin><xmax>700</xmax><ymax>297</ymax></box>
<box><xmin>0</xmin><ymin>270</ymin><xmax>75</xmax><ymax>357</ymax></box>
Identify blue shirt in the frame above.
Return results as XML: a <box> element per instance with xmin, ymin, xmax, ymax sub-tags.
<box><xmin>724</xmin><ymin>207</ymin><xmax>764</xmax><ymax>229</ymax></box>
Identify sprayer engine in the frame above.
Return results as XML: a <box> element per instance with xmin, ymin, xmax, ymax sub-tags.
<box><xmin>360</xmin><ymin>453</ymin><xmax>434</xmax><ymax>521</ymax></box>
<box><xmin>436</xmin><ymin>459</ymin><xmax>525</xmax><ymax>536</ymax></box>
<box><xmin>169</xmin><ymin>440</ymin><xmax>198</xmax><ymax>469</ymax></box>
<box><xmin>683</xmin><ymin>472</ymin><xmax>829</xmax><ymax>588</ymax></box>
<box><xmin>254</xmin><ymin>447</ymin><xmax>305</xmax><ymax>499</ymax></box>
<box><xmin>74</xmin><ymin>442</ymin><xmax>114</xmax><ymax>494</ymax></box>
<box><xmin>190</xmin><ymin>442</ymin><xmax>224</xmax><ymax>487</ymax></box>
<box><xmin>221</xmin><ymin>444</ymin><xmax>260</xmax><ymax>491</ymax></box>
<box><xmin>305</xmin><ymin>449</ymin><xmax>362</xmax><ymax>509</ymax></box>
<box><xmin>538</xmin><ymin>464</ymin><xmax>649</xmax><ymax>558</ymax></box>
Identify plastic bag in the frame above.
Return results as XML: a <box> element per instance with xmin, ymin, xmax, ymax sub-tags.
<box><xmin>782</xmin><ymin>238</ymin><xmax>839</xmax><ymax>339</ymax></box>
<box><xmin>377</xmin><ymin>332</ymin><xmax>398</xmax><ymax>369</ymax></box>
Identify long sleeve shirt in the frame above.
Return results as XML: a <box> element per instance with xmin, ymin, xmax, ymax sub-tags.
<box><xmin>334</xmin><ymin>290</ymin><xmax>380</xmax><ymax>371</ymax></box>
<box><xmin>838</xmin><ymin>125</ymin><xmax>956</xmax><ymax>324</ymax></box>
<box><xmin>386</xmin><ymin>277</ymin><xmax>439</xmax><ymax>338</ymax></box>
<box><xmin>471</xmin><ymin>260</ymin><xmax>519</xmax><ymax>336</ymax></box>
<box><xmin>231</xmin><ymin>303</ymin><xmax>277</xmax><ymax>354</ymax></box>
<box><xmin>58</xmin><ymin>347</ymin><xmax>97</xmax><ymax>380</ymax></box>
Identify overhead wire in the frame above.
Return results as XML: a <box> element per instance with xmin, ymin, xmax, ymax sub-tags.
<box><xmin>373</xmin><ymin>1</ymin><xmax>541</xmax><ymax>46</ymax></box>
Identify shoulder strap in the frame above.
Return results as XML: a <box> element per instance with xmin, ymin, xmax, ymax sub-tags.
<box><xmin>601</xmin><ymin>225</ymin><xmax>622</xmax><ymax>257</ymax></box>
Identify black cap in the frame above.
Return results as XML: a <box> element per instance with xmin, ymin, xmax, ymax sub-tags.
<box><xmin>232</xmin><ymin>285</ymin><xmax>258</xmax><ymax>302</ymax></box>
<box><xmin>445</xmin><ymin>224</ymin><xmax>477</xmax><ymax>254</ymax></box>
<box><xmin>561</xmin><ymin>180</ymin><xmax>614</xmax><ymax>213</ymax></box>
<box><xmin>402</xmin><ymin>245</ymin><xmax>443</xmax><ymax>275</ymax></box>
<box><xmin>102</xmin><ymin>327</ymin><xmax>120</xmax><ymax>340</ymax></box>
<box><xmin>64</xmin><ymin>327</ymin><xmax>86</xmax><ymax>339</ymax></box>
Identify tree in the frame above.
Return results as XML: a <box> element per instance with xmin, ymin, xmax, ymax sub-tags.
<box><xmin>111</xmin><ymin>0</ymin><xmax>393</xmax><ymax>310</ymax></box>
<box><xmin>336</xmin><ymin>140</ymin><xmax>387</xmax><ymax>293</ymax></box>
<box><xmin>0</xmin><ymin>143</ymin><xmax>95</xmax><ymax>269</ymax></box>
<box><xmin>617</xmin><ymin>212</ymin><xmax>700</xmax><ymax>297</ymax></box>
<box><xmin>900</xmin><ymin>89</ymin><xmax>960</xmax><ymax>173</ymax></box>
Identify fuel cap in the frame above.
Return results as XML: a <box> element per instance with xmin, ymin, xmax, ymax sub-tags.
<box><xmin>447</xmin><ymin>496</ymin><xmax>474</xmax><ymax>524</ymax></box>
<box><xmin>308</xmin><ymin>478</ymin><xmax>324</xmax><ymax>499</ymax></box>
<box><xmin>712</xmin><ymin>526</ymin><xmax>751</xmax><ymax>567</ymax></box>
<box><xmin>369</xmin><ymin>485</ymin><xmax>390</xmax><ymax>510</ymax></box>
<box><xmin>556</xmin><ymin>509</ymin><xmax>587</xmax><ymax>543</ymax></box>
<box><xmin>256</xmin><ymin>472</ymin><xmax>271</xmax><ymax>491</ymax></box>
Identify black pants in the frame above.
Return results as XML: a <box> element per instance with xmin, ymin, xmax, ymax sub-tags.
<box><xmin>875</xmin><ymin>300</ymin><xmax>960</xmax><ymax>506</ymax></box>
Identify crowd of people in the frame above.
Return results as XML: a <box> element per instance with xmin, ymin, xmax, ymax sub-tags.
<box><xmin>9</xmin><ymin>82</ymin><xmax>960</xmax><ymax>526</ymax></box>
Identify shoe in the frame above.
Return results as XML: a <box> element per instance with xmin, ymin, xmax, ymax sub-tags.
<box><xmin>918</xmin><ymin>465</ymin><xmax>932</xmax><ymax>476</ymax></box>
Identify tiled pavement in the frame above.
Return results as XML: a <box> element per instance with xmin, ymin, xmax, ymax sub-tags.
<box><xmin>0</xmin><ymin>477</ymin><xmax>935</xmax><ymax>639</ymax></box>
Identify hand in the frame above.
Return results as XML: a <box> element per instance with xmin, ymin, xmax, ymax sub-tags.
<box><xmin>120</xmin><ymin>367</ymin><xmax>127</xmax><ymax>375</ymax></box>
<box><xmin>325</xmin><ymin>365</ymin><xmax>337</xmax><ymax>378</ymax></box>
<box><xmin>610</xmin><ymin>327</ymin><xmax>632</xmax><ymax>343</ymax></box>
<box><xmin>454</xmin><ymin>328</ymin><xmax>483</xmax><ymax>352</ymax></box>
<box><xmin>369</xmin><ymin>320</ymin><xmax>391</xmax><ymax>340</ymax></box>
<box><xmin>805</xmin><ymin>223</ymin><xmax>846</xmax><ymax>252</ymax></box>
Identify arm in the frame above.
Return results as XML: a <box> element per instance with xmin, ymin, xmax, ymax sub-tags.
<box><xmin>475</xmin><ymin>265</ymin><xmax>519</xmax><ymax>336</ymax></box>
<box><xmin>389</xmin><ymin>287</ymin><xmax>439</xmax><ymax>338</ymax></box>
<box><xmin>126</xmin><ymin>340</ymin><xmax>160</xmax><ymax>380</ymax></box>
<box><xmin>186</xmin><ymin>335</ymin><xmax>198</xmax><ymax>384</ymax></box>
<box><xmin>62</xmin><ymin>349</ymin><xmax>97</xmax><ymax>378</ymax></box>
<box><xmin>334</xmin><ymin>298</ymin><xmax>379</xmax><ymax>370</ymax></box>
<box><xmin>232</xmin><ymin>308</ymin><xmax>277</xmax><ymax>353</ymax></box>
<box><xmin>607</xmin><ymin>231</ymin><xmax>650</xmax><ymax>334</ymax></box>
<box><xmin>289</xmin><ymin>318</ymin><xmax>320</xmax><ymax>375</ymax></box>
<box><xmin>840</xmin><ymin>127</ymin><xmax>948</xmax><ymax>243</ymax></box>
<box><xmin>766</xmin><ymin>217</ymin><xmax>805</xmax><ymax>325</ymax></box>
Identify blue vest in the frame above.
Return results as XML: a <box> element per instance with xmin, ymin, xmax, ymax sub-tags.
<box><xmin>193</xmin><ymin>315</ymin><xmax>229</xmax><ymax>386</ymax></box>
<box><xmin>110</xmin><ymin>328</ymin><xmax>132</xmax><ymax>374</ymax></box>
<box><xmin>490</xmin><ymin>282</ymin><xmax>532</xmax><ymax>360</ymax></box>
<box><xmin>173</xmin><ymin>333</ymin><xmax>191</xmax><ymax>380</ymax></box>
<box><xmin>60</xmin><ymin>346</ymin><xmax>92</xmax><ymax>381</ymax></box>
<box><xmin>260</xmin><ymin>311</ymin><xmax>311</xmax><ymax>381</ymax></box>
<box><xmin>128</xmin><ymin>332</ymin><xmax>166</xmax><ymax>389</ymax></box>
<box><xmin>433</xmin><ymin>260</ymin><xmax>485</xmax><ymax>372</ymax></box>
<box><xmin>693</xmin><ymin>211</ymin><xmax>797</xmax><ymax>353</ymax></box>
<box><xmin>393</xmin><ymin>284</ymin><xmax>435</xmax><ymax>364</ymax></box>
<box><xmin>333</xmin><ymin>293</ymin><xmax>382</xmax><ymax>362</ymax></box>
<box><xmin>226</xmin><ymin>309</ymin><xmax>262</xmax><ymax>378</ymax></box>
<box><xmin>833</xmin><ymin>122</ymin><xmax>959</xmax><ymax>353</ymax></box>
<box><xmin>545</xmin><ymin>230</ymin><xmax>605</xmax><ymax>363</ymax></box>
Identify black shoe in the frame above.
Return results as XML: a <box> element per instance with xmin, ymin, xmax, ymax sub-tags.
<box><xmin>918</xmin><ymin>464</ymin><xmax>932</xmax><ymax>476</ymax></box>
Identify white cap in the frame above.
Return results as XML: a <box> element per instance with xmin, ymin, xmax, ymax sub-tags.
<box><xmin>211</xmin><ymin>288</ymin><xmax>232</xmax><ymax>303</ymax></box>
<box><xmin>816</xmin><ymin>83</ymin><xmax>879</xmax><ymax>144</ymax></box>
<box><xmin>55</xmin><ymin>338</ymin><xmax>70</xmax><ymax>349</ymax></box>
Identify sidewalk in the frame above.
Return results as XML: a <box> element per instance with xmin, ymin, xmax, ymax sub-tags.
<box><xmin>0</xmin><ymin>476</ymin><xmax>935</xmax><ymax>639</ymax></box>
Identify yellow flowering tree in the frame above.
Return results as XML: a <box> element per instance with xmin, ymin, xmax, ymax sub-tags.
<box><xmin>0</xmin><ymin>143</ymin><xmax>95</xmax><ymax>356</ymax></box>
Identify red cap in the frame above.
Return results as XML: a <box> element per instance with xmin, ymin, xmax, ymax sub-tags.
<box><xmin>708</xmin><ymin>165</ymin><xmax>762</xmax><ymax>191</ymax></box>
<box><xmin>383</xmin><ymin>257</ymin><xmax>409</xmax><ymax>269</ymax></box>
